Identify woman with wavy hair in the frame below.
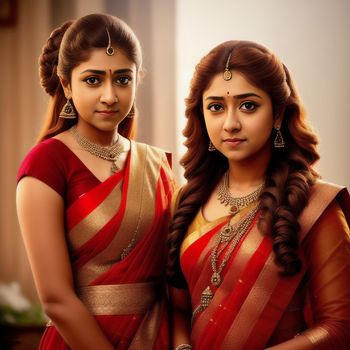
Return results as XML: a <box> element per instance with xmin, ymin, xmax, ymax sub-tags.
<box><xmin>168</xmin><ymin>40</ymin><xmax>350</xmax><ymax>349</ymax></box>
<box><xmin>16</xmin><ymin>13</ymin><xmax>174</xmax><ymax>349</ymax></box>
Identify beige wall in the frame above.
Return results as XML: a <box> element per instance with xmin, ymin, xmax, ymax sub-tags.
<box><xmin>0</xmin><ymin>0</ymin><xmax>50</xmax><ymax>301</ymax></box>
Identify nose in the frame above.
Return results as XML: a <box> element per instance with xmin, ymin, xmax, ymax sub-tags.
<box><xmin>223</xmin><ymin>108</ymin><xmax>241</xmax><ymax>132</ymax></box>
<box><xmin>100</xmin><ymin>81</ymin><xmax>118</xmax><ymax>105</ymax></box>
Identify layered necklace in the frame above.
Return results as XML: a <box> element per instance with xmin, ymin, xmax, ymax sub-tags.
<box><xmin>192</xmin><ymin>174</ymin><xmax>264</xmax><ymax>323</ymax></box>
<box><xmin>217</xmin><ymin>171</ymin><xmax>264</xmax><ymax>215</ymax></box>
<box><xmin>70</xmin><ymin>125</ymin><xmax>123</xmax><ymax>174</ymax></box>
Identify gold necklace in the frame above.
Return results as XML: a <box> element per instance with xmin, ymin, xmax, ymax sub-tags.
<box><xmin>70</xmin><ymin>125</ymin><xmax>123</xmax><ymax>174</ymax></box>
<box><xmin>191</xmin><ymin>204</ymin><xmax>259</xmax><ymax>324</ymax></box>
<box><xmin>217</xmin><ymin>171</ymin><xmax>264</xmax><ymax>215</ymax></box>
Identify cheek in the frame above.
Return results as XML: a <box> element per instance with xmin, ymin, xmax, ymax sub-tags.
<box><xmin>204</xmin><ymin>114</ymin><xmax>220</xmax><ymax>133</ymax></box>
<box><xmin>204</xmin><ymin>119</ymin><xmax>215</xmax><ymax>139</ymax></box>
<box><xmin>119</xmin><ymin>86</ymin><xmax>135</xmax><ymax>104</ymax></box>
<box><xmin>250</xmin><ymin>120</ymin><xmax>273</xmax><ymax>144</ymax></box>
<box><xmin>72</xmin><ymin>92</ymin><xmax>90</xmax><ymax>109</ymax></box>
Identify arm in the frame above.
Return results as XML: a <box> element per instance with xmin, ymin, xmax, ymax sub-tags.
<box><xmin>16</xmin><ymin>177</ymin><xmax>114</xmax><ymax>350</ymax></box>
<box><xmin>266</xmin><ymin>200</ymin><xmax>350</xmax><ymax>349</ymax></box>
<box><xmin>169</xmin><ymin>286</ymin><xmax>193</xmax><ymax>349</ymax></box>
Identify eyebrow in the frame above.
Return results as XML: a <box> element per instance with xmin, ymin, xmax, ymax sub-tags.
<box><xmin>205</xmin><ymin>93</ymin><xmax>262</xmax><ymax>101</ymax></box>
<box><xmin>80</xmin><ymin>68</ymin><xmax>134</xmax><ymax>75</ymax></box>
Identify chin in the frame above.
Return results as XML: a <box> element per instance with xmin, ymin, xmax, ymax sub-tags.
<box><xmin>94</xmin><ymin>123</ymin><xmax>118</xmax><ymax>132</ymax></box>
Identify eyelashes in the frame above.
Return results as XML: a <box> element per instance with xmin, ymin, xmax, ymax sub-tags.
<box><xmin>82</xmin><ymin>75</ymin><xmax>133</xmax><ymax>86</ymax></box>
<box><xmin>206</xmin><ymin>101</ymin><xmax>259</xmax><ymax>113</ymax></box>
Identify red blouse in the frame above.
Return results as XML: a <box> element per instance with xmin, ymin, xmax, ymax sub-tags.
<box><xmin>17</xmin><ymin>138</ymin><xmax>105</xmax><ymax>207</ymax></box>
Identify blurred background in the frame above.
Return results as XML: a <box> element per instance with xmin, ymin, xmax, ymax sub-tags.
<box><xmin>1</xmin><ymin>0</ymin><xmax>349</xmax><ymax>303</ymax></box>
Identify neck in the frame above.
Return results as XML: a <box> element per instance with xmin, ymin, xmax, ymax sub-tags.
<box><xmin>227</xmin><ymin>152</ymin><xmax>270</xmax><ymax>195</ymax></box>
<box><xmin>75</xmin><ymin>122</ymin><xmax>119</xmax><ymax>147</ymax></box>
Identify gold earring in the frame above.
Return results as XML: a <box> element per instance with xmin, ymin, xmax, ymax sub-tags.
<box><xmin>274</xmin><ymin>127</ymin><xmax>285</xmax><ymax>148</ymax></box>
<box><xmin>208</xmin><ymin>141</ymin><xmax>216</xmax><ymax>151</ymax></box>
<box><xmin>59</xmin><ymin>99</ymin><xmax>77</xmax><ymax>119</ymax></box>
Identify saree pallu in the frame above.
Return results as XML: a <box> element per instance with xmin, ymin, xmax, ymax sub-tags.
<box><xmin>181</xmin><ymin>181</ymin><xmax>350</xmax><ymax>350</ymax></box>
<box><xmin>40</xmin><ymin>141</ymin><xmax>175</xmax><ymax>349</ymax></box>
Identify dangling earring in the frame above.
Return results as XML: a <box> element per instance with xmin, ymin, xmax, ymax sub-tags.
<box><xmin>274</xmin><ymin>127</ymin><xmax>285</xmax><ymax>148</ymax></box>
<box><xmin>208</xmin><ymin>140</ymin><xmax>216</xmax><ymax>151</ymax></box>
<box><xmin>127</xmin><ymin>104</ymin><xmax>135</xmax><ymax>118</ymax></box>
<box><xmin>59</xmin><ymin>99</ymin><xmax>77</xmax><ymax>119</ymax></box>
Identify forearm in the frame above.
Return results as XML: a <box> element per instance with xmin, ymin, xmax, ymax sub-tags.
<box><xmin>172</xmin><ymin>310</ymin><xmax>192</xmax><ymax>348</ymax></box>
<box><xmin>169</xmin><ymin>286</ymin><xmax>192</xmax><ymax>349</ymax></box>
<box><xmin>265</xmin><ymin>334</ymin><xmax>314</xmax><ymax>350</ymax></box>
<box><xmin>44</xmin><ymin>296</ymin><xmax>114</xmax><ymax>350</ymax></box>
<box><xmin>265</xmin><ymin>324</ymin><xmax>350</xmax><ymax>350</ymax></box>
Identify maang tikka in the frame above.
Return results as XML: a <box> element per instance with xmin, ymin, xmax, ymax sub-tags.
<box><xmin>105</xmin><ymin>28</ymin><xmax>115</xmax><ymax>56</ymax></box>
<box><xmin>223</xmin><ymin>52</ymin><xmax>232</xmax><ymax>81</ymax></box>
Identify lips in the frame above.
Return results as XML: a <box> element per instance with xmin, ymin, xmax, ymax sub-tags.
<box><xmin>224</xmin><ymin>138</ymin><xmax>245</xmax><ymax>147</ymax></box>
<box><xmin>224</xmin><ymin>138</ymin><xmax>244</xmax><ymax>142</ymax></box>
<box><xmin>96</xmin><ymin>110</ymin><xmax>118</xmax><ymax>116</ymax></box>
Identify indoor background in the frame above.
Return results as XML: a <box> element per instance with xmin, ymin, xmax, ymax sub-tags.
<box><xmin>1</xmin><ymin>0</ymin><xmax>349</xmax><ymax>302</ymax></box>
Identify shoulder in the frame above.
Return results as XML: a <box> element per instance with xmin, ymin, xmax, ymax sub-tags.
<box><xmin>19</xmin><ymin>138</ymin><xmax>69</xmax><ymax>166</ymax></box>
<box><xmin>299</xmin><ymin>180</ymin><xmax>350</xmax><ymax>242</ymax></box>
<box><xmin>132</xmin><ymin>140</ymin><xmax>173</xmax><ymax>167</ymax></box>
<box><xmin>18</xmin><ymin>139</ymin><xmax>57</xmax><ymax>175</ymax></box>
<box><xmin>303</xmin><ymin>199</ymin><xmax>350</xmax><ymax>273</ymax></box>
<box><xmin>23</xmin><ymin>138</ymin><xmax>60</xmax><ymax>156</ymax></box>
<box><xmin>17</xmin><ymin>138</ymin><xmax>70</xmax><ymax>196</ymax></box>
<box><xmin>309</xmin><ymin>180</ymin><xmax>350</xmax><ymax>221</ymax></box>
<box><xmin>309</xmin><ymin>180</ymin><xmax>345</xmax><ymax>199</ymax></box>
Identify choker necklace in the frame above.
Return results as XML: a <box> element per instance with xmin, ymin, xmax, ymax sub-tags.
<box><xmin>192</xmin><ymin>203</ymin><xmax>259</xmax><ymax>324</ymax></box>
<box><xmin>217</xmin><ymin>171</ymin><xmax>264</xmax><ymax>215</ymax></box>
<box><xmin>70</xmin><ymin>125</ymin><xmax>123</xmax><ymax>174</ymax></box>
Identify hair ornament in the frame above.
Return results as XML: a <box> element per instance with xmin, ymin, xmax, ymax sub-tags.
<box><xmin>223</xmin><ymin>52</ymin><xmax>232</xmax><ymax>81</ymax></box>
<box><xmin>106</xmin><ymin>28</ymin><xmax>115</xmax><ymax>56</ymax></box>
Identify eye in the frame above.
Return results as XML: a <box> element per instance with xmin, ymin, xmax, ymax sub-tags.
<box><xmin>84</xmin><ymin>76</ymin><xmax>100</xmax><ymax>85</ymax></box>
<box><xmin>208</xmin><ymin>103</ymin><xmax>224</xmax><ymax>112</ymax></box>
<box><xmin>240</xmin><ymin>101</ymin><xmax>258</xmax><ymax>111</ymax></box>
<box><xmin>115</xmin><ymin>76</ymin><xmax>132</xmax><ymax>85</ymax></box>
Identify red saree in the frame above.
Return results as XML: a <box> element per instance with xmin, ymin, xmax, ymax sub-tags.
<box><xmin>180</xmin><ymin>182</ymin><xmax>350</xmax><ymax>349</ymax></box>
<box><xmin>39</xmin><ymin>141</ymin><xmax>175</xmax><ymax>349</ymax></box>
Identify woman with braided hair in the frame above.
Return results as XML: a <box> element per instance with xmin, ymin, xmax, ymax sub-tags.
<box><xmin>16</xmin><ymin>13</ymin><xmax>175</xmax><ymax>349</ymax></box>
<box><xmin>168</xmin><ymin>40</ymin><xmax>350</xmax><ymax>349</ymax></box>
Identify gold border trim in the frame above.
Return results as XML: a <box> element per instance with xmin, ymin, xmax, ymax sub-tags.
<box><xmin>221</xmin><ymin>253</ymin><xmax>278</xmax><ymax>348</ymax></box>
<box><xmin>68</xmin><ymin>182</ymin><xmax>122</xmax><ymax>250</ymax></box>
<box><xmin>77</xmin><ymin>142</ymin><xmax>162</xmax><ymax>285</ymax></box>
<box><xmin>77</xmin><ymin>282</ymin><xmax>159</xmax><ymax>315</ymax></box>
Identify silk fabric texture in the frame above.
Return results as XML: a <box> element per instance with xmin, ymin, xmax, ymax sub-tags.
<box><xmin>178</xmin><ymin>182</ymin><xmax>350</xmax><ymax>349</ymax></box>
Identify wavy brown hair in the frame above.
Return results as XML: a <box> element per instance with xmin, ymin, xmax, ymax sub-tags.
<box><xmin>37</xmin><ymin>13</ymin><xmax>142</xmax><ymax>142</ymax></box>
<box><xmin>168</xmin><ymin>40</ymin><xmax>320</xmax><ymax>282</ymax></box>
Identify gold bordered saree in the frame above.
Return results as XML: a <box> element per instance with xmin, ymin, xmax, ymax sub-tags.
<box><xmin>180</xmin><ymin>181</ymin><xmax>350</xmax><ymax>349</ymax></box>
<box><xmin>40</xmin><ymin>141</ymin><xmax>175</xmax><ymax>350</ymax></box>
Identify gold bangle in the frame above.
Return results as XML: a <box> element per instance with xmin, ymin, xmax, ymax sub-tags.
<box><xmin>175</xmin><ymin>345</ymin><xmax>192</xmax><ymax>350</ymax></box>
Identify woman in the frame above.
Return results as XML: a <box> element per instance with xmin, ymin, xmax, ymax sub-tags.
<box><xmin>16</xmin><ymin>13</ymin><xmax>175</xmax><ymax>349</ymax></box>
<box><xmin>168</xmin><ymin>40</ymin><xmax>350</xmax><ymax>349</ymax></box>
